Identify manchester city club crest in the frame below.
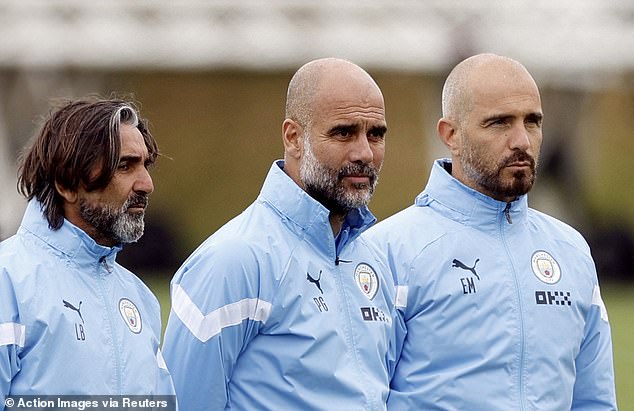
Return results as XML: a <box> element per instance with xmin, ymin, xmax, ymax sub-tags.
<box><xmin>531</xmin><ymin>250</ymin><xmax>561</xmax><ymax>284</ymax></box>
<box><xmin>354</xmin><ymin>263</ymin><xmax>379</xmax><ymax>300</ymax></box>
<box><xmin>119</xmin><ymin>298</ymin><xmax>142</xmax><ymax>334</ymax></box>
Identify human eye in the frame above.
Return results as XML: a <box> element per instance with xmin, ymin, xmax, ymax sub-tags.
<box><xmin>481</xmin><ymin>116</ymin><xmax>511</xmax><ymax>129</ymax></box>
<box><xmin>117</xmin><ymin>161</ymin><xmax>130</xmax><ymax>172</ymax></box>
<box><xmin>525</xmin><ymin>114</ymin><xmax>543</xmax><ymax>128</ymax></box>
<box><xmin>368</xmin><ymin>126</ymin><xmax>387</xmax><ymax>141</ymax></box>
<box><xmin>145</xmin><ymin>160</ymin><xmax>155</xmax><ymax>171</ymax></box>
<box><xmin>329</xmin><ymin>126</ymin><xmax>354</xmax><ymax>139</ymax></box>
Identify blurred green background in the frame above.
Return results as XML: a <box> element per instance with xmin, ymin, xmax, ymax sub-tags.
<box><xmin>43</xmin><ymin>70</ymin><xmax>631</xmax><ymax>281</ymax></box>
<box><xmin>3</xmin><ymin>68</ymin><xmax>633</xmax><ymax>408</ymax></box>
<box><xmin>1</xmin><ymin>1</ymin><xmax>631</xmax><ymax>408</ymax></box>
<box><xmin>601</xmin><ymin>284</ymin><xmax>634</xmax><ymax>410</ymax></box>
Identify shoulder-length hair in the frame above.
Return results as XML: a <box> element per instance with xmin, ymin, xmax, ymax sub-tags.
<box><xmin>17</xmin><ymin>97</ymin><xmax>159</xmax><ymax>229</ymax></box>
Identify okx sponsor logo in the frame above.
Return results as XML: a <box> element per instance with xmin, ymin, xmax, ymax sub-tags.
<box><xmin>535</xmin><ymin>290</ymin><xmax>572</xmax><ymax>306</ymax></box>
<box><xmin>360</xmin><ymin>306</ymin><xmax>390</xmax><ymax>324</ymax></box>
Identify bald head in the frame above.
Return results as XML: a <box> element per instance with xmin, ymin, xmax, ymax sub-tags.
<box><xmin>285</xmin><ymin>58</ymin><xmax>383</xmax><ymax>128</ymax></box>
<box><xmin>437</xmin><ymin>53</ymin><xmax>543</xmax><ymax>202</ymax></box>
<box><xmin>281</xmin><ymin>58</ymin><xmax>386</xmax><ymax>230</ymax></box>
<box><xmin>442</xmin><ymin>53</ymin><xmax>540</xmax><ymax>123</ymax></box>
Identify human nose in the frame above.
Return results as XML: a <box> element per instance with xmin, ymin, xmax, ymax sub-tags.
<box><xmin>349</xmin><ymin>134</ymin><xmax>374</xmax><ymax>164</ymax></box>
<box><xmin>135</xmin><ymin>167</ymin><xmax>154</xmax><ymax>195</ymax></box>
<box><xmin>508</xmin><ymin>123</ymin><xmax>532</xmax><ymax>151</ymax></box>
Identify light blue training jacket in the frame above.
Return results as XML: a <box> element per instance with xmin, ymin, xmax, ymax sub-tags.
<box><xmin>365</xmin><ymin>159</ymin><xmax>617</xmax><ymax>411</ymax></box>
<box><xmin>162</xmin><ymin>161</ymin><xmax>398</xmax><ymax>411</ymax></box>
<box><xmin>0</xmin><ymin>200</ymin><xmax>175</xmax><ymax>402</ymax></box>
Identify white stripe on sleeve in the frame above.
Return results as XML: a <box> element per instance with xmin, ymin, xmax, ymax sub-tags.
<box><xmin>156</xmin><ymin>347</ymin><xmax>168</xmax><ymax>370</ymax></box>
<box><xmin>171</xmin><ymin>284</ymin><xmax>272</xmax><ymax>343</ymax></box>
<box><xmin>0</xmin><ymin>322</ymin><xmax>26</xmax><ymax>347</ymax></box>
<box><xmin>592</xmin><ymin>285</ymin><xmax>609</xmax><ymax>322</ymax></box>
<box><xmin>395</xmin><ymin>285</ymin><xmax>408</xmax><ymax>309</ymax></box>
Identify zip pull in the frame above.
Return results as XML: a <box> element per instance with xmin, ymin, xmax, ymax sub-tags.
<box><xmin>504</xmin><ymin>202</ymin><xmax>513</xmax><ymax>224</ymax></box>
<box><xmin>99</xmin><ymin>256</ymin><xmax>112</xmax><ymax>273</ymax></box>
<box><xmin>335</xmin><ymin>257</ymin><xmax>352</xmax><ymax>266</ymax></box>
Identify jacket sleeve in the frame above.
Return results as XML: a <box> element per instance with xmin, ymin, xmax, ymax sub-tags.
<box><xmin>162</xmin><ymin>239</ymin><xmax>267</xmax><ymax>411</ymax></box>
<box><xmin>571</xmin><ymin>285</ymin><xmax>617</xmax><ymax>410</ymax></box>
<box><xmin>0</xmin><ymin>268</ymin><xmax>23</xmax><ymax>402</ymax></box>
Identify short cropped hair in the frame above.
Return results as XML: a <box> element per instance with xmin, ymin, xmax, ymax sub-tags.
<box><xmin>17</xmin><ymin>97</ymin><xmax>158</xmax><ymax>229</ymax></box>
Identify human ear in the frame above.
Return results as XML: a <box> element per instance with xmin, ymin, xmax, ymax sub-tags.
<box><xmin>54</xmin><ymin>181</ymin><xmax>78</xmax><ymax>204</ymax></box>
<box><xmin>437</xmin><ymin>118</ymin><xmax>461</xmax><ymax>156</ymax></box>
<box><xmin>282</xmin><ymin>119</ymin><xmax>303</xmax><ymax>160</ymax></box>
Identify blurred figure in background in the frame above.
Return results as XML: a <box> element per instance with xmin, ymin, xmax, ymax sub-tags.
<box><xmin>366</xmin><ymin>53</ymin><xmax>617</xmax><ymax>410</ymax></box>
<box><xmin>163</xmin><ymin>58</ymin><xmax>399</xmax><ymax>410</ymax></box>
<box><xmin>0</xmin><ymin>97</ymin><xmax>175</xmax><ymax>402</ymax></box>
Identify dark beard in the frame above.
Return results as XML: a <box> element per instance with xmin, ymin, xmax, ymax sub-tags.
<box><xmin>465</xmin><ymin>150</ymin><xmax>537</xmax><ymax>200</ymax></box>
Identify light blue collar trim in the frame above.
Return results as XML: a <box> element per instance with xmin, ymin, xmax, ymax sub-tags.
<box><xmin>259</xmin><ymin>160</ymin><xmax>377</xmax><ymax>249</ymax></box>
<box><xmin>415</xmin><ymin>159</ymin><xmax>528</xmax><ymax>224</ymax></box>
<box><xmin>19</xmin><ymin>199</ymin><xmax>121</xmax><ymax>267</ymax></box>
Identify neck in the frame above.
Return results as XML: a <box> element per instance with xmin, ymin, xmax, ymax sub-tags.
<box><xmin>329</xmin><ymin>212</ymin><xmax>346</xmax><ymax>237</ymax></box>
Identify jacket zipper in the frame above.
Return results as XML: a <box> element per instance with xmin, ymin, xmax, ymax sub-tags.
<box><xmin>500</xmin><ymin>204</ymin><xmax>526</xmax><ymax>410</ymax></box>
<box><xmin>99</xmin><ymin>255</ymin><xmax>112</xmax><ymax>273</ymax></box>
<box><xmin>332</xmin><ymin>253</ymin><xmax>375</xmax><ymax>409</ymax></box>
<box><xmin>504</xmin><ymin>202</ymin><xmax>513</xmax><ymax>224</ymax></box>
<box><xmin>335</xmin><ymin>256</ymin><xmax>352</xmax><ymax>265</ymax></box>
<box><xmin>97</xmin><ymin>255</ymin><xmax>122</xmax><ymax>393</ymax></box>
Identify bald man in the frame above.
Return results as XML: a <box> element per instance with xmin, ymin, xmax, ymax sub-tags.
<box><xmin>365</xmin><ymin>54</ymin><xmax>617</xmax><ymax>410</ymax></box>
<box><xmin>162</xmin><ymin>58</ymin><xmax>398</xmax><ymax>410</ymax></box>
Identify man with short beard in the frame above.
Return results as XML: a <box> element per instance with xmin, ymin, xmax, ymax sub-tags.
<box><xmin>163</xmin><ymin>58</ymin><xmax>399</xmax><ymax>411</ymax></box>
<box><xmin>365</xmin><ymin>54</ymin><xmax>617</xmax><ymax>410</ymax></box>
<box><xmin>0</xmin><ymin>98</ymin><xmax>175</xmax><ymax>402</ymax></box>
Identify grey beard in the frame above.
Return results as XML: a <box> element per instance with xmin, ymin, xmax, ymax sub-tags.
<box><xmin>79</xmin><ymin>195</ymin><xmax>146</xmax><ymax>244</ymax></box>
<box><xmin>299</xmin><ymin>137</ymin><xmax>378</xmax><ymax>213</ymax></box>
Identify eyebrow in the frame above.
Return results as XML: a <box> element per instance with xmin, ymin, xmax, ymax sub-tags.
<box><xmin>327</xmin><ymin>123</ymin><xmax>388</xmax><ymax>136</ymax></box>
<box><xmin>119</xmin><ymin>154</ymin><xmax>143</xmax><ymax>163</ymax></box>
<box><xmin>119</xmin><ymin>153</ymin><xmax>155</xmax><ymax>167</ymax></box>
<box><xmin>369</xmin><ymin>125</ymin><xmax>388</xmax><ymax>135</ymax></box>
<box><xmin>526</xmin><ymin>112</ymin><xmax>544</xmax><ymax>122</ymax></box>
<box><xmin>481</xmin><ymin>111</ymin><xmax>543</xmax><ymax>124</ymax></box>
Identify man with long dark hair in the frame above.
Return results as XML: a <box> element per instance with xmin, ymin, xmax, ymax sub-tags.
<box><xmin>0</xmin><ymin>97</ymin><xmax>175</xmax><ymax>402</ymax></box>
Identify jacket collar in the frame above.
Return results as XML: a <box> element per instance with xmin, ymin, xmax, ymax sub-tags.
<box><xmin>258</xmin><ymin>160</ymin><xmax>377</xmax><ymax>252</ymax></box>
<box><xmin>415</xmin><ymin>159</ymin><xmax>528</xmax><ymax>225</ymax></box>
<box><xmin>18</xmin><ymin>199</ymin><xmax>121</xmax><ymax>269</ymax></box>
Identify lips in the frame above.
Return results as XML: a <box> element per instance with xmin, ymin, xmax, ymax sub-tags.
<box><xmin>338</xmin><ymin>163</ymin><xmax>377</xmax><ymax>184</ymax></box>
<box><xmin>127</xmin><ymin>204</ymin><xmax>146</xmax><ymax>211</ymax></box>
<box><xmin>126</xmin><ymin>194</ymin><xmax>148</xmax><ymax>211</ymax></box>
<box><xmin>503</xmin><ymin>152</ymin><xmax>535</xmax><ymax>170</ymax></box>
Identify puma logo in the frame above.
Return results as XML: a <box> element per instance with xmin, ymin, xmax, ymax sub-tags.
<box><xmin>452</xmin><ymin>258</ymin><xmax>480</xmax><ymax>280</ymax></box>
<box><xmin>307</xmin><ymin>271</ymin><xmax>324</xmax><ymax>294</ymax></box>
<box><xmin>63</xmin><ymin>300</ymin><xmax>84</xmax><ymax>324</ymax></box>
